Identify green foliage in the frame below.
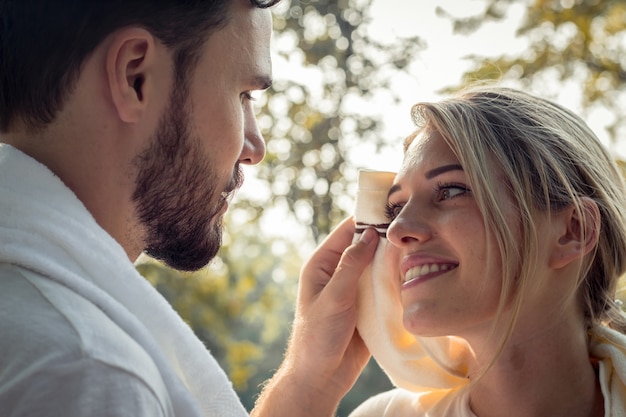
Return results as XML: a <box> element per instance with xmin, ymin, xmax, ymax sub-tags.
<box><xmin>440</xmin><ymin>0</ymin><xmax>626</xmax><ymax>141</ymax></box>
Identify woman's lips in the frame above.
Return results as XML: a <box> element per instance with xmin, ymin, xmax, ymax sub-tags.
<box><xmin>402</xmin><ymin>262</ymin><xmax>458</xmax><ymax>285</ymax></box>
<box><xmin>400</xmin><ymin>254</ymin><xmax>459</xmax><ymax>286</ymax></box>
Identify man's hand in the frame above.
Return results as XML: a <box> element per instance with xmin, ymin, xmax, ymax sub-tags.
<box><xmin>252</xmin><ymin>217</ymin><xmax>378</xmax><ymax>417</ymax></box>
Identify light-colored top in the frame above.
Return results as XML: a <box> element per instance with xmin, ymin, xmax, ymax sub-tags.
<box><xmin>0</xmin><ymin>143</ymin><xmax>248</xmax><ymax>417</ymax></box>
<box><xmin>349</xmin><ymin>387</ymin><xmax>470</xmax><ymax>417</ymax></box>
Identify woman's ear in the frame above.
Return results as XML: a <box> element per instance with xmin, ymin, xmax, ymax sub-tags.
<box><xmin>105</xmin><ymin>27</ymin><xmax>156</xmax><ymax>123</ymax></box>
<box><xmin>549</xmin><ymin>197</ymin><xmax>600</xmax><ymax>270</ymax></box>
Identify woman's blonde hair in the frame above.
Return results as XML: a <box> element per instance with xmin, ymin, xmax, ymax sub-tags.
<box><xmin>408</xmin><ymin>86</ymin><xmax>626</xmax><ymax>346</ymax></box>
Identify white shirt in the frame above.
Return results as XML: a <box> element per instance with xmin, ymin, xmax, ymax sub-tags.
<box><xmin>0</xmin><ymin>265</ymin><xmax>172</xmax><ymax>416</ymax></box>
<box><xmin>0</xmin><ymin>143</ymin><xmax>248</xmax><ymax>417</ymax></box>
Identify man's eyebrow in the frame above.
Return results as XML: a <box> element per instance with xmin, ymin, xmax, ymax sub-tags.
<box><xmin>387</xmin><ymin>164</ymin><xmax>464</xmax><ymax>199</ymax></box>
<box><xmin>253</xmin><ymin>75</ymin><xmax>273</xmax><ymax>90</ymax></box>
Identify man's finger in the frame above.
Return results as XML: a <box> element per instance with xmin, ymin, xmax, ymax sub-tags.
<box><xmin>323</xmin><ymin>227</ymin><xmax>378</xmax><ymax>305</ymax></box>
<box><xmin>299</xmin><ymin>217</ymin><xmax>358</xmax><ymax>298</ymax></box>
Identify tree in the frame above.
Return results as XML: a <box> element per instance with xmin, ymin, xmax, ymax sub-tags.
<box><xmin>440</xmin><ymin>0</ymin><xmax>626</xmax><ymax>144</ymax></box>
<box><xmin>252</xmin><ymin>0</ymin><xmax>425</xmax><ymax>242</ymax></box>
<box><xmin>238</xmin><ymin>0</ymin><xmax>429</xmax><ymax>410</ymax></box>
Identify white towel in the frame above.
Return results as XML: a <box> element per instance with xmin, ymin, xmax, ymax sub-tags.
<box><xmin>353</xmin><ymin>169</ymin><xmax>626</xmax><ymax>415</ymax></box>
<box><xmin>0</xmin><ymin>143</ymin><xmax>248</xmax><ymax>417</ymax></box>
<box><xmin>354</xmin><ymin>170</ymin><xmax>471</xmax><ymax>392</ymax></box>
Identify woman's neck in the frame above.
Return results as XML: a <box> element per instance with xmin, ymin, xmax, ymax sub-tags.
<box><xmin>466</xmin><ymin>315</ymin><xmax>604</xmax><ymax>417</ymax></box>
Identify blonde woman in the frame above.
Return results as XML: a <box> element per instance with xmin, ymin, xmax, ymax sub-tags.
<box><xmin>345</xmin><ymin>87</ymin><xmax>626</xmax><ymax>416</ymax></box>
<box><xmin>258</xmin><ymin>87</ymin><xmax>626</xmax><ymax>417</ymax></box>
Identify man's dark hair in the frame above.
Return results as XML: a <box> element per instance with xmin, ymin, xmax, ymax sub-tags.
<box><xmin>0</xmin><ymin>0</ymin><xmax>279</xmax><ymax>132</ymax></box>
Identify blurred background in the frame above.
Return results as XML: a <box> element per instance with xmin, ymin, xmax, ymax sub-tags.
<box><xmin>136</xmin><ymin>0</ymin><xmax>626</xmax><ymax>415</ymax></box>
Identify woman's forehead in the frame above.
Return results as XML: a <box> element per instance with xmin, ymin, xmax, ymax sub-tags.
<box><xmin>401</xmin><ymin>130</ymin><xmax>460</xmax><ymax>173</ymax></box>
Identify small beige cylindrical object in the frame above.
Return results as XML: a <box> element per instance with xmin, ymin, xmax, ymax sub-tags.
<box><xmin>354</xmin><ymin>170</ymin><xmax>396</xmax><ymax>238</ymax></box>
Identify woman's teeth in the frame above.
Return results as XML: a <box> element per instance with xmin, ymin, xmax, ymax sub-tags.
<box><xmin>404</xmin><ymin>263</ymin><xmax>456</xmax><ymax>283</ymax></box>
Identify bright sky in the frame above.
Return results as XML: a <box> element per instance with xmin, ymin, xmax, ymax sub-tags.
<box><xmin>355</xmin><ymin>0</ymin><xmax>623</xmax><ymax>168</ymax></box>
<box><xmin>352</xmin><ymin>0</ymin><xmax>529</xmax><ymax>171</ymax></box>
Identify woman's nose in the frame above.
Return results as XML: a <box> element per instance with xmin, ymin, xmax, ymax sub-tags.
<box><xmin>386</xmin><ymin>205</ymin><xmax>432</xmax><ymax>247</ymax></box>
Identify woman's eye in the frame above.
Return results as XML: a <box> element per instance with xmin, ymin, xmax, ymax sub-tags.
<box><xmin>436</xmin><ymin>183</ymin><xmax>471</xmax><ymax>201</ymax></box>
<box><xmin>385</xmin><ymin>201</ymin><xmax>404</xmax><ymax>220</ymax></box>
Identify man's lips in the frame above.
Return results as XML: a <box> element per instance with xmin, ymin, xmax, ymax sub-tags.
<box><xmin>221</xmin><ymin>167</ymin><xmax>244</xmax><ymax>203</ymax></box>
<box><xmin>220</xmin><ymin>190</ymin><xmax>234</xmax><ymax>201</ymax></box>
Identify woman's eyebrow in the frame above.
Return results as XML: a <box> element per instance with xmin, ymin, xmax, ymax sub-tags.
<box><xmin>387</xmin><ymin>164</ymin><xmax>464</xmax><ymax>199</ymax></box>
<box><xmin>387</xmin><ymin>184</ymin><xmax>401</xmax><ymax>199</ymax></box>
<box><xmin>425</xmin><ymin>164</ymin><xmax>464</xmax><ymax>180</ymax></box>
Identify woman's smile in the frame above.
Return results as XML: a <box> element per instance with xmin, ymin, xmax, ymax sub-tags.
<box><xmin>386</xmin><ymin>129</ymin><xmax>505</xmax><ymax>337</ymax></box>
<box><xmin>402</xmin><ymin>262</ymin><xmax>458</xmax><ymax>286</ymax></box>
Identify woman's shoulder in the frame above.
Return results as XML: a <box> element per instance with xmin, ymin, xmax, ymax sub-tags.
<box><xmin>348</xmin><ymin>387</ymin><xmax>473</xmax><ymax>417</ymax></box>
<box><xmin>348</xmin><ymin>389</ymin><xmax>413</xmax><ymax>417</ymax></box>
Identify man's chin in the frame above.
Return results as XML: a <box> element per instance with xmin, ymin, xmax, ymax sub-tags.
<box><xmin>146</xmin><ymin>231</ymin><xmax>223</xmax><ymax>272</ymax></box>
<box><xmin>151</xmin><ymin>247</ymin><xmax>220</xmax><ymax>272</ymax></box>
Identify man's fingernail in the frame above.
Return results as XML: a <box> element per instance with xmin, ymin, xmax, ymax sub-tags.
<box><xmin>360</xmin><ymin>228</ymin><xmax>375</xmax><ymax>244</ymax></box>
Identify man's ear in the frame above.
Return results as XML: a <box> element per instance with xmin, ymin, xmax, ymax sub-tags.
<box><xmin>549</xmin><ymin>197</ymin><xmax>600</xmax><ymax>270</ymax></box>
<box><xmin>106</xmin><ymin>28</ymin><xmax>156</xmax><ymax>123</ymax></box>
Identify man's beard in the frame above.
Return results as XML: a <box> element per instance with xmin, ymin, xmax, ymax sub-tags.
<box><xmin>132</xmin><ymin>84</ymin><xmax>243</xmax><ymax>271</ymax></box>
